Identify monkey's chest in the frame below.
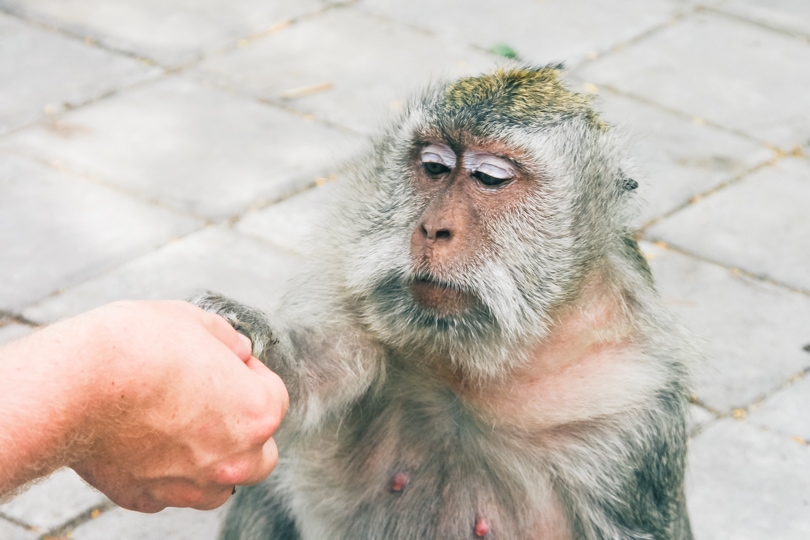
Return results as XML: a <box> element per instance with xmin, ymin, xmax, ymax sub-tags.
<box><xmin>288</xmin><ymin>391</ymin><xmax>569</xmax><ymax>540</ymax></box>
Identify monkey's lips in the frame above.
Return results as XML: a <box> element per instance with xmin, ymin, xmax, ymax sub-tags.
<box><xmin>409</xmin><ymin>277</ymin><xmax>473</xmax><ymax>315</ymax></box>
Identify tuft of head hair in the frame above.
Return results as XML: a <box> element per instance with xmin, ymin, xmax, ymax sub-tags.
<box><xmin>440</xmin><ymin>65</ymin><xmax>604</xmax><ymax>130</ymax></box>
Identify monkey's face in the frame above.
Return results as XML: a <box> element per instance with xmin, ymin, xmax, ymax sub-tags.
<box><xmin>339</xmin><ymin>67</ymin><xmax>628</xmax><ymax>376</ymax></box>
<box><xmin>407</xmin><ymin>140</ymin><xmax>532</xmax><ymax>318</ymax></box>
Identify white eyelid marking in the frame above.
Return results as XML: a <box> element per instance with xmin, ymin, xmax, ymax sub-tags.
<box><xmin>420</xmin><ymin>144</ymin><xmax>457</xmax><ymax>167</ymax></box>
<box><xmin>463</xmin><ymin>152</ymin><xmax>516</xmax><ymax>179</ymax></box>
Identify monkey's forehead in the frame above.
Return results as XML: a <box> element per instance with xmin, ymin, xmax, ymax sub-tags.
<box><xmin>436</xmin><ymin>66</ymin><xmax>604</xmax><ymax>130</ymax></box>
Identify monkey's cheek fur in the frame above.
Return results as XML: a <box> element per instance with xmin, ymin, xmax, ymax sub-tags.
<box><xmin>409</xmin><ymin>278</ymin><xmax>474</xmax><ymax>315</ymax></box>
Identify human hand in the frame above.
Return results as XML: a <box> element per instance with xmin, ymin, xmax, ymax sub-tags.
<box><xmin>67</xmin><ymin>300</ymin><xmax>288</xmax><ymax>512</ymax></box>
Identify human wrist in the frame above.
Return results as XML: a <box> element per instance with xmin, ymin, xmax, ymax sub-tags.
<box><xmin>0</xmin><ymin>315</ymin><xmax>111</xmax><ymax>492</ymax></box>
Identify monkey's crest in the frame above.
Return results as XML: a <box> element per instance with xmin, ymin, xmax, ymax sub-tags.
<box><xmin>441</xmin><ymin>66</ymin><xmax>605</xmax><ymax>130</ymax></box>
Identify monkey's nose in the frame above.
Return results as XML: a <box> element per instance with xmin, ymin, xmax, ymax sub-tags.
<box><xmin>420</xmin><ymin>223</ymin><xmax>453</xmax><ymax>242</ymax></box>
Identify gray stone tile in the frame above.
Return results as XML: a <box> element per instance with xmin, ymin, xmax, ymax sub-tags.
<box><xmin>0</xmin><ymin>468</ymin><xmax>106</xmax><ymax>532</ymax></box>
<box><xmin>360</xmin><ymin>0</ymin><xmax>685</xmax><ymax>66</ymax></box>
<box><xmin>716</xmin><ymin>0</ymin><xmax>810</xmax><ymax>37</ymax></box>
<box><xmin>582</xmin><ymin>86</ymin><xmax>774</xmax><ymax>224</ymax></box>
<box><xmin>749</xmin><ymin>374</ymin><xmax>810</xmax><ymax>441</ymax></box>
<box><xmin>577</xmin><ymin>12</ymin><xmax>810</xmax><ymax>148</ymax></box>
<box><xmin>23</xmin><ymin>226</ymin><xmax>303</xmax><ymax>323</ymax></box>
<box><xmin>236</xmin><ymin>180</ymin><xmax>341</xmax><ymax>255</ymax></box>
<box><xmin>0</xmin><ymin>323</ymin><xmax>35</xmax><ymax>345</ymax></box>
<box><xmin>193</xmin><ymin>9</ymin><xmax>495</xmax><ymax>135</ymax></box>
<box><xmin>0</xmin><ymin>77</ymin><xmax>358</xmax><ymax>220</ymax></box>
<box><xmin>0</xmin><ymin>13</ymin><xmax>156</xmax><ymax>136</ymax></box>
<box><xmin>0</xmin><ymin>0</ymin><xmax>329</xmax><ymax>68</ymax></box>
<box><xmin>0</xmin><ymin>520</ymin><xmax>36</xmax><ymax>540</ymax></box>
<box><xmin>71</xmin><ymin>505</ymin><xmax>226</xmax><ymax>540</ymax></box>
<box><xmin>647</xmin><ymin>157</ymin><xmax>810</xmax><ymax>292</ymax></box>
<box><xmin>0</xmin><ymin>153</ymin><xmax>202</xmax><ymax>312</ymax></box>
<box><xmin>641</xmin><ymin>242</ymin><xmax>810</xmax><ymax>412</ymax></box>
<box><xmin>687</xmin><ymin>419</ymin><xmax>810</xmax><ymax>539</ymax></box>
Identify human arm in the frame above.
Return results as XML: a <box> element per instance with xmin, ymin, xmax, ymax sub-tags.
<box><xmin>0</xmin><ymin>300</ymin><xmax>288</xmax><ymax>513</ymax></box>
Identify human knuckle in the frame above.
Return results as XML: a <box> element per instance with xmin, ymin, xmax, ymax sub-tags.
<box><xmin>214</xmin><ymin>460</ymin><xmax>253</xmax><ymax>486</ymax></box>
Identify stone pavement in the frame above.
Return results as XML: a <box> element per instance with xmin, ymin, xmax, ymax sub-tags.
<box><xmin>0</xmin><ymin>0</ymin><xmax>808</xmax><ymax>538</ymax></box>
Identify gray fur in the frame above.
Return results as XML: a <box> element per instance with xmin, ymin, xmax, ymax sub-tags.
<box><xmin>193</xmin><ymin>65</ymin><xmax>696</xmax><ymax>540</ymax></box>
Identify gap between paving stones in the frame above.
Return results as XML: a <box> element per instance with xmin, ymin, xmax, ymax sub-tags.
<box><xmin>165</xmin><ymin>2</ymin><xmax>348</xmax><ymax>74</ymax></box>
<box><xmin>701</xmin><ymin>4</ymin><xmax>810</xmax><ymax>40</ymax></box>
<box><xmin>638</xmin><ymin>157</ymin><xmax>778</xmax><ymax>230</ymax></box>
<box><xmin>36</xmin><ymin>500</ymin><xmax>117</xmax><ymax>540</ymax></box>
<box><xmin>0</xmin><ymin>2</ymin><xmax>157</xmax><ymax>65</ymax></box>
<box><xmin>584</xmin><ymin>82</ymin><xmax>782</xmax><ymax>148</ymax></box>
<box><xmin>569</xmin><ymin>11</ymin><xmax>691</xmax><ymax>70</ymax></box>
<box><xmin>0</xmin><ymin>3</ymin><xmax>357</xmax><ymax>140</ymax></box>
<box><xmin>688</xmin><ymin>365</ymin><xmax>810</xmax><ymax>435</ymax></box>
<box><xmin>0</xmin><ymin>311</ymin><xmax>40</xmax><ymax>329</ymax></box>
<box><xmin>0</xmin><ymin>510</ymin><xmax>35</xmax><ymax>532</ymax></box>
<box><xmin>644</xmin><ymin>239</ymin><xmax>810</xmax><ymax>298</ymax></box>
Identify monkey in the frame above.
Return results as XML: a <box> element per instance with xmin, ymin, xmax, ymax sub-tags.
<box><xmin>193</xmin><ymin>64</ymin><xmax>696</xmax><ymax>540</ymax></box>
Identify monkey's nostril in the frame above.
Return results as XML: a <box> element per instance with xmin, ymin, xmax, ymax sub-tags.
<box><xmin>435</xmin><ymin>229</ymin><xmax>451</xmax><ymax>240</ymax></box>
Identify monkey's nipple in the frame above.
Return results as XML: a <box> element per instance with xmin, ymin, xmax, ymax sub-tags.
<box><xmin>410</xmin><ymin>278</ymin><xmax>472</xmax><ymax>315</ymax></box>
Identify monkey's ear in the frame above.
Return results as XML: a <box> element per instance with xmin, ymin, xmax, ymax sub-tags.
<box><xmin>619</xmin><ymin>170</ymin><xmax>638</xmax><ymax>191</ymax></box>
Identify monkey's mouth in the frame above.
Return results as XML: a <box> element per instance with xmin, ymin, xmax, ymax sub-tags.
<box><xmin>409</xmin><ymin>276</ymin><xmax>474</xmax><ymax>315</ymax></box>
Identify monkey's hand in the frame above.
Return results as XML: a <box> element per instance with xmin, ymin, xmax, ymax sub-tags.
<box><xmin>190</xmin><ymin>292</ymin><xmax>279</xmax><ymax>361</ymax></box>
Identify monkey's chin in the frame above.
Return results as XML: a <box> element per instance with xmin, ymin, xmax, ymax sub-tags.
<box><xmin>410</xmin><ymin>278</ymin><xmax>473</xmax><ymax>316</ymax></box>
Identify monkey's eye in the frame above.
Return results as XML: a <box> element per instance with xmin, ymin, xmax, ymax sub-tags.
<box><xmin>463</xmin><ymin>153</ymin><xmax>516</xmax><ymax>188</ymax></box>
<box><xmin>420</xmin><ymin>144</ymin><xmax>456</xmax><ymax>176</ymax></box>
<box><xmin>471</xmin><ymin>162</ymin><xmax>514</xmax><ymax>187</ymax></box>
<box><xmin>423</xmin><ymin>162</ymin><xmax>451</xmax><ymax>175</ymax></box>
<box><xmin>472</xmin><ymin>170</ymin><xmax>510</xmax><ymax>186</ymax></box>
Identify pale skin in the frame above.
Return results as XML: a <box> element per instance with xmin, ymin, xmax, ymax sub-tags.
<box><xmin>0</xmin><ymin>300</ymin><xmax>289</xmax><ymax>513</ymax></box>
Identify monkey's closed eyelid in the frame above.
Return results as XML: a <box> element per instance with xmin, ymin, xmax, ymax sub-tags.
<box><xmin>463</xmin><ymin>154</ymin><xmax>516</xmax><ymax>180</ymax></box>
<box><xmin>420</xmin><ymin>144</ymin><xmax>457</xmax><ymax>167</ymax></box>
<box><xmin>474</xmin><ymin>162</ymin><xmax>514</xmax><ymax>180</ymax></box>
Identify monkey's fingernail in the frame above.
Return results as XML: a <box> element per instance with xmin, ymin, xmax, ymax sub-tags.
<box><xmin>474</xmin><ymin>516</ymin><xmax>490</xmax><ymax>537</ymax></box>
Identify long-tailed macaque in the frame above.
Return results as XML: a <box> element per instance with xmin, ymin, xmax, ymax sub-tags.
<box><xmin>195</xmin><ymin>65</ymin><xmax>695</xmax><ymax>540</ymax></box>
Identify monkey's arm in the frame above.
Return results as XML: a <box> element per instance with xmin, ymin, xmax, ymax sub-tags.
<box><xmin>552</xmin><ymin>399</ymin><xmax>692</xmax><ymax>540</ymax></box>
<box><xmin>191</xmin><ymin>292</ymin><xmax>382</xmax><ymax>436</ymax></box>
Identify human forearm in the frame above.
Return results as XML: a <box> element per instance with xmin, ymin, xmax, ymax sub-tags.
<box><xmin>0</xmin><ymin>317</ymin><xmax>102</xmax><ymax>496</ymax></box>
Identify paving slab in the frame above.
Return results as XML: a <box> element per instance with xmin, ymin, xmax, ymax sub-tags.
<box><xmin>641</xmin><ymin>242</ymin><xmax>810</xmax><ymax>412</ymax></box>
<box><xmin>688</xmin><ymin>403</ymin><xmax>717</xmax><ymax>435</ymax></box>
<box><xmin>0</xmin><ymin>13</ymin><xmax>156</xmax><ymax>136</ymax></box>
<box><xmin>193</xmin><ymin>8</ymin><xmax>495</xmax><ymax>135</ymax></box>
<box><xmin>360</xmin><ymin>0</ymin><xmax>685</xmax><ymax>66</ymax></box>
<box><xmin>236</xmin><ymin>180</ymin><xmax>341</xmax><ymax>255</ymax></box>
<box><xmin>748</xmin><ymin>374</ymin><xmax>810</xmax><ymax>441</ymax></box>
<box><xmin>0</xmin><ymin>468</ymin><xmax>106</xmax><ymax>533</ymax></box>
<box><xmin>687</xmin><ymin>419</ymin><xmax>810</xmax><ymax>540</ymax></box>
<box><xmin>647</xmin><ymin>157</ymin><xmax>810</xmax><ymax>292</ymax></box>
<box><xmin>0</xmin><ymin>0</ymin><xmax>330</xmax><ymax>68</ymax></box>
<box><xmin>581</xmin><ymin>85</ymin><xmax>774</xmax><ymax>224</ymax></box>
<box><xmin>0</xmin><ymin>520</ymin><xmax>36</xmax><ymax>540</ymax></box>
<box><xmin>577</xmin><ymin>11</ymin><xmax>810</xmax><ymax>148</ymax></box>
<box><xmin>715</xmin><ymin>0</ymin><xmax>810</xmax><ymax>37</ymax></box>
<box><xmin>0</xmin><ymin>76</ymin><xmax>359</xmax><ymax>220</ymax></box>
<box><xmin>0</xmin><ymin>323</ymin><xmax>35</xmax><ymax>345</ymax></box>
<box><xmin>71</xmin><ymin>505</ymin><xmax>226</xmax><ymax>540</ymax></box>
<box><xmin>22</xmin><ymin>226</ymin><xmax>303</xmax><ymax>324</ymax></box>
<box><xmin>0</xmin><ymin>153</ymin><xmax>202</xmax><ymax>312</ymax></box>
